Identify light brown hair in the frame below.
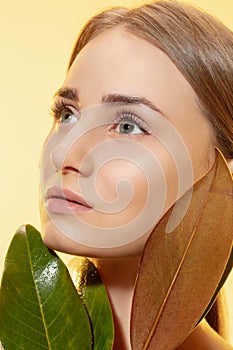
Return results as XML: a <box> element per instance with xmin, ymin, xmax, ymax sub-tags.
<box><xmin>68</xmin><ymin>0</ymin><xmax>233</xmax><ymax>159</ymax></box>
<box><xmin>67</xmin><ymin>0</ymin><xmax>233</xmax><ymax>337</ymax></box>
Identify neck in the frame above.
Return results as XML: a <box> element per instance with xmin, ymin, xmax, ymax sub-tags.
<box><xmin>90</xmin><ymin>256</ymin><xmax>141</xmax><ymax>350</ymax></box>
<box><xmin>85</xmin><ymin>257</ymin><xmax>231</xmax><ymax>350</ymax></box>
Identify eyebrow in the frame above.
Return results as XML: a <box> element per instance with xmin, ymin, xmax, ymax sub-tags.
<box><xmin>53</xmin><ymin>87</ymin><xmax>165</xmax><ymax>116</ymax></box>
<box><xmin>102</xmin><ymin>93</ymin><xmax>165</xmax><ymax>116</ymax></box>
<box><xmin>53</xmin><ymin>87</ymin><xmax>79</xmax><ymax>101</ymax></box>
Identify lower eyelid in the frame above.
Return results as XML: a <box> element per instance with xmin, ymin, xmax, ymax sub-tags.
<box><xmin>108</xmin><ymin>122</ymin><xmax>147</xmax><ymax>136</ymax></box>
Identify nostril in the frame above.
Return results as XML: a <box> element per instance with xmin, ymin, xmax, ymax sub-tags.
<box><xmin>62</xmin><ymin>166</ymin><xmax>80</xmax><ymax>174</ymax></box>
<box><xmin>48</xmin><ymin>131</ymin><xmax>94</xmax><ymax>177</ymax></box>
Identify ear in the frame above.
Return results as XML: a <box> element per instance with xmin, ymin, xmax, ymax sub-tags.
<box><xmin>227</xmin><ymin>159</ymin><xmax>233</xmax><ymax>173</ymax></box>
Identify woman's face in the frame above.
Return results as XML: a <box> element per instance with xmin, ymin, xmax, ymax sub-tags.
<box><xmin>39</xmin><ymin>28</ymin><xmax>215</xmax><ymax>258</ymax></box>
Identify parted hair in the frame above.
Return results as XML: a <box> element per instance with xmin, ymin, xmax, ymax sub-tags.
<box><xmin>69</xmin><ymin>0</ymin><xmax>233</xmax><ymax>159</ymax></box>
<box><xmin>67</xmin><ymin>0</ymin><xmax>233</xmax><ymax>338</ymax></box>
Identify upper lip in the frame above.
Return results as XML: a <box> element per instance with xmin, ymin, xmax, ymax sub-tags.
<box><xmin>45</xmin><ymin>187</ymin><xmax>92</xmax><ymax>208</ymax></box>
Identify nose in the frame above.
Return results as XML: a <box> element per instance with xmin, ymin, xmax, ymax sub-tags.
<box><xmin>50</xmin><ymin>125</ymin><xmax>95</xmax><ymax>176</ymax></box>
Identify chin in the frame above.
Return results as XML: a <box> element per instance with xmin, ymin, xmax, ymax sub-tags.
<box><xmin>40</xmin><ymin>218</ymin><xmax>150</xmax><ymax>259</ymax></box>
<box><xmin>39</xmin><ymin>203</ymin><xmax>152</xmax><ymax>258</ymax></box>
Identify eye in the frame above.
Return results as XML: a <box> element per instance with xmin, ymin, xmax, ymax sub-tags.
<box><xmin>115</xmin><ymin>121</ymin><xmax>143</xmax><ymax>134</ymax></box>
<box><xmin>59</xmin><ymin>109</ymin><xmax>78</xmax><ymax>124</ymax></box>
<box><xmin>50</xmin><ymin>99</ymin><xmax>79</xmax><ymax>124</ymax></box>
<box><xmin>112</xmin><ymin>112</ymin><xmax>150</xmax><ymax>135</ymax></box>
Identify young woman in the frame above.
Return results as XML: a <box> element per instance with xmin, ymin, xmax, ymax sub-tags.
<box><xmin>39</xmin><ymin>1</ymin><xmax>233</xmax><ymax>349</ymax></box>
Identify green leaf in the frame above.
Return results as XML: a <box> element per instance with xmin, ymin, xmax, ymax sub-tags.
<box><xmin>68</xmin><ymin>257</ymin><xmax>114</xmax><ymax>350</ymax></box>
<box><xmin>131</xmin><ymin>150</ymin><xmax>233</xmax><ymax>350</ymax></box>
<box><xmin>0</xmin><ymin>225</ymin><xmax>92</xmax><ymax>350</ymax></box>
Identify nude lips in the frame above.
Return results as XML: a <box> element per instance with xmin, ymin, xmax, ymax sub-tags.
<box><xmin>45</xmin><ymin>187</ymin><xmax>93</xmax><ymax>214</ymax></box>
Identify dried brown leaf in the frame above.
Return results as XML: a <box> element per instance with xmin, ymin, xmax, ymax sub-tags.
<box><xmin>131</xmin><ymin>150</ymin><xmax>233</xmax><ymax>350</ymax></box>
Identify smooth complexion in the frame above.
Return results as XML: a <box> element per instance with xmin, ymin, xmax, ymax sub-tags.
<box><xmin>40</xmin><ymin>28</ymin><xmax>215</xmax><ymax>257</ymax></box>
<box><xmin>40</xmin><ymin>29</ymin><xmax>231</xmax><ymax>350</ymax></box>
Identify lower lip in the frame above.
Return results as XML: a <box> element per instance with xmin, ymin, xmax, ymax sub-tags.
<box><xmin>45</xmin><ymin>198</ymin><xmax>93</xmax><ymax>214</ymax></box>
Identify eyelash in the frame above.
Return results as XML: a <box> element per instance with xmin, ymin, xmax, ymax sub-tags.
<box><xmin>49</xmin><ymin>99</ymin><xmax>76</xmax><ymax>121</ymax></box>
<box><xmin>49</xmin><ymin>101</ymin><xmax>150</xmax><ymax>134</ymax></box>
<box><xmin>113</xmin><ymin>109</ymin><xmax>150</xmax><ymax>134</ymax></box>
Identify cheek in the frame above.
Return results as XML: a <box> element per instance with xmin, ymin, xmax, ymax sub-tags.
<box><xmin>88</xmin><ymin>147</ymin><xmax>179</xmax><ymax>227</ymax></box>
<box><xmin>145</xmin><ymin>140</ymin><xmax>180</xmax><ymax>211</ymax></box>
<box><xmin>168</xmin><ymin>111</ymin><xmax>215</xmax><ymax>181</ymax></box>
<box><xmin>77</xmin><ymin>159</ymin><xmax>149</xmax><ymax>228</ymax></box>
<box><xmin>95</xmin><ymin>159</ymin><xmax>148</xmax><ymax>204</ymax></box>
<box><xmin>39</xmin><ymin>136</ymin><xmax>183</xmax><ymax>255</ymax></box>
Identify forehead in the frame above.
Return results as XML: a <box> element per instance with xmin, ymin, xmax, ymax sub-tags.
<box><xmin>63</xmin><ymin>28</ymin><xmax>197</xmax><ymax>118</ymax></box>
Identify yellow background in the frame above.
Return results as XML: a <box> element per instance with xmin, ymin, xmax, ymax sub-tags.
<box><xmin>0</xmin><ymin>0</ymin><xmax>232</xmax><ymax>343</ymax></box>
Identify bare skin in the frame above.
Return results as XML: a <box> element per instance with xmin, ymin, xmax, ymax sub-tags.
<box><xmin>90</xmin><ymin>257</ymin><xmax>140</xmax><ymax>350</ymax></box>
<box><xmin>90</xmin><ymin>256</ymin><xmax>233</xmax><ymax>350</ymax></box>
<box><xmin>40</xmin><ymin>28</ymin><xmax>233</xmax><ymax>349</ymax></box>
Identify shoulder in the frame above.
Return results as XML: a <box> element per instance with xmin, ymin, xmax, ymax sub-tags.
<box><xmin>176</xmin><ymin>319</ymin><xmax>233</xmax><ymax>350</ymax></box>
